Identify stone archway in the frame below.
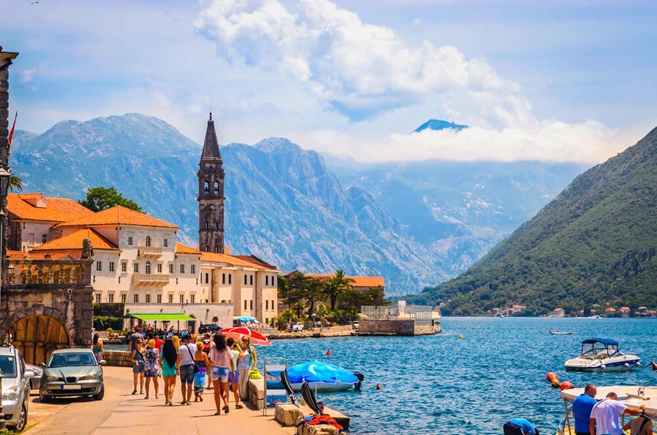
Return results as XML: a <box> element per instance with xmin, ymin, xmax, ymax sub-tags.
<box><xmin>11</xmin><ymin>315</ymin><xmax>70</xmax><ymax>365</ymax></box>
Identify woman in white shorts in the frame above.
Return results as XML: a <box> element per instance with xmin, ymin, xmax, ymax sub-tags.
<box><xmin>208</xmin><ymin>334</ymin><xmax>235</xmax><ymax>415</ymax></box>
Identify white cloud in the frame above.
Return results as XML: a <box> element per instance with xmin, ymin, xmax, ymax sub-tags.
<box><xmin>195</xmin><ymin>0</ymin><xmax>527</xmax><ymax>124</ymax></box>
<box><xmin>20</xmin><ymin>68</ymin><xmax>38</xmax><ymax>85</ymax></box>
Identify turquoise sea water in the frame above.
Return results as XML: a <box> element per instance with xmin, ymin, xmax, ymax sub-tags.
<box><xmin>259</xmin><ymin>318</ymin><xmax>657</xmax><ymax>434</ymax></box>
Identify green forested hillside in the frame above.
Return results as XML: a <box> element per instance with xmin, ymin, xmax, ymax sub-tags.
<box><xmin>406</xmin><ymin>127</ymin><xmax>657</xmax><ymax>315</ymax></box>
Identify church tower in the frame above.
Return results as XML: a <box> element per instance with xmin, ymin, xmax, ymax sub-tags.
<box><xmin>198</xmin><ymin>113</ymin><xmax>225</xmax><ymax>253</ymax></box>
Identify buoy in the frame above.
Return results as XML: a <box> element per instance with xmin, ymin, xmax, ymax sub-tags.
<box><xmin>545</xmin><ymin>372</ymin><xmax>558</xmax><ymax>381</ymax></box>
<box><xmin>376</xmin><ymin>384</ymin><xmax>383</xmax><ymax>390</ymax></box>
<box><xmin>560</xmin><ymin>381</ymin><xmax>574</xmax><ymax>390</ymax></box>
<box><xmin>326</xmin><ymin>350</ymin><xmax>332</xmax><ymax>356</ymax></box>
<box><xmin>458</xmin><ymin>334</ymin><xmax>464</xmax><ymax>339</ymax></box>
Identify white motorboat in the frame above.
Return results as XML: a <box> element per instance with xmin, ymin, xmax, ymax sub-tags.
<box><xmin>564</xmin><ymin>338</ymin><xmax>640</xmax><ymax>372</ymax></box>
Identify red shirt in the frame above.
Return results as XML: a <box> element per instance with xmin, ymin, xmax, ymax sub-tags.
<box><xmin>154</xmin><ymin>338</ymin><xmax>164</xmax><ymax>352</ymax></box>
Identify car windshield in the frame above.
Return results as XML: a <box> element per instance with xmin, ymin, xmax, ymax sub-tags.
<box><xmin>48</xmin><ymin>352</ymin><xmax>97</xmax><ymax>368</ymax></box>
<box><xmin>0</xmin><ymin>355</ymin><xmax>17</xmax><ymax>378</ymax></box>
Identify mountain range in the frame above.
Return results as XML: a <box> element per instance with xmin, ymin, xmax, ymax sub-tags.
<box><xmin>10</xmin><ymin>114</ymin><xmax>587</xmax><ymax>296</ymax></box>
<box><xmin>406</xmin><ymin>127</ymin><xmax>657</xmax><ymax>315</ymax></box>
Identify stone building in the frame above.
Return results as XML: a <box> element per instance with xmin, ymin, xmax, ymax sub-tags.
<box><xmin>198</xmin><ymin>113</ymin><xmax>225</xmax><ymax>254</ymax></box>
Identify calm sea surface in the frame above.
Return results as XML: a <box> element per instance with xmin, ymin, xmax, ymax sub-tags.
<box><xmin>259</xmin><ymin>317</ymin><xmax>657</xmax><ymax>434</ymax></box>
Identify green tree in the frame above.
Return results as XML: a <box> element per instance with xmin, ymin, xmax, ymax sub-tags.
<box><xmin>292</xmin><ymin>301</ymin><xmax>305</xmax><ymax>318</ymax></box>
<box><xmin>304</xmin><ymin>277</ymin><xmax>325</xmax><ymax>315</ymax></box>
<box><xmin>323</xmin><ymin>269</ymin><xmax>355</xmax><ymax>311</ymax></box>
<box><xmin>8</xmin><ymin>174</ymin><xmax>22</xmax><ymax>192</ymax></box>
<box><xmin>79</xmin><ymin>186</ymin><xmax>143</xmax><ymax>213</ymax></box>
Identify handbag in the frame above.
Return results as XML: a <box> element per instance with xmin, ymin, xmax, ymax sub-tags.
<box><xmin>186</xmin><ymin>344</ymin><xmax>200</xmax><ymax>374</ymax></box>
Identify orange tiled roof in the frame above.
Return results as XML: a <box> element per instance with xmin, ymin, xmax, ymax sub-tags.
<box><xmin>56</xmin><ymin>206</ymin><xmax>178</xmax><ymax>229</ymax></box>
<box><xmin>8</xmin><ymin>193</ymin><xmax>94</xmax><ymax>223</ymax></box>
<box><xmin>201</xmin><ymin>252</ymin><xmax>272</xmax><ymax>270</ymax></box>
<box><xmin>233</xmin><ymin>255</ymin><xmax>276</xmax><ymax>269</ymax></box>
<box><xmin>33</xmin><ymin>228</ymin><xmax>118</xmax><ymax>252</ymax></box>
<box><xmin>303</xmin><ymin>273</ymin><xmax>385</xmax><ymax>288</ymax></box>
<box><xmin>7</xmin><ymin>249</ymin><xmax>83</xmax><ymax>261</ymax></box>
<box><xmin>176</xmin><ymin>243</ymin><xmax>201</xmax><ymax>255</ymax></box>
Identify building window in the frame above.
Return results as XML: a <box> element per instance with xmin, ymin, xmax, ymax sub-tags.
<box><xmin>190</xmin><ymin>294</ymin><xmax>195</xmax><ymax>304</ymax></box>
<box><xmin>169</xmin><ymin>263</ymin><xmax>174</xmax><ymax>274</ymax></box>
<box><xmin>42</xmin><ymin>234</ymin><xmax>47</xmax><ymax>244</ymax></box>
<box><xmin>108</xmin><ymin>294</ymin><xmax>114</xmax><ymax>303</ymax></box>
<box><xmin>271</xmin><ymin>300</ymin><xmax>274</xmax><ymax>311</ymax></box>
<box><xmin>244</xmin><ymin>275</ymin><xmax>247</xmax><ymax>285</ymax></box>
<box><xmin>215</xmin><ymin>245</ymin><xmax>219</xmax><ymax>253</ymax></box>
<box><xmin>168</xmin><ymin>294</ymin><xmax>173</xmax><ymax>303</ymax></box>
<box><xmin>134</xmin><ymin>294</ymin><xmax>139</xmax><ymax>303</ymax></box>
<box><xmin>191</xmin><ymin>264</ymin><xmax>196</xmax><ymax>274</ymax></box>
<box><xmin>157</xmin><ymin>263</ymin><xmax>162</xmax><ymax>273</ymax></box>
<box><xmin>109</xmin><ymin>262</ymin><xmax>115</xmax><ymax>272</ymax></box>
<box><xmin>266</xmin><ymin>300</ymin><xmax>269</xmax><ymax>310</ymax></box>
<box><xmin>121</xmin><ymin>262</ymin><xmax>127</xmax><ymax>273</ymax></box>
<box><xmin>213</xmin><ymin>181</ymin><xmax>219</xmax><ymax>197</ymax></box>
<box><xmin>250</xmin><ymin>275</ymin><xmax>253</xmax><ymax>286</ymax></box>
<box><xmin>222</xmin><ymin>273</ymin><xmax>226</xmax><ymax>284</ymax></box>
<box><xmin>250</xmin><ymin>300</ymin><xmax>253</xmax><ymax>310</ymax></box>
<box><xmin>215</xmin><ymin>222</ymin><xmax>219</xmax><ymax>230</ymax></box>
<box><xmin>145</xmin><ymin>261</ymin><xmax>151</xmax><ymax>274</ymax></box>
<box><xmin>244</xmin><ymin>300</ymin><xmax>247</xmax><ymax>310</ymax></box>
<box><xmin>96</xmin><ymin>261</ymin><xmax>102</xmax><ymax>272</ymax></box>
<box><xmin>180</xmin><ymin>264</ymin><xmax>185</xmax><ymax>274</ymax></box>
<box><xmin>180</xmin><ymin>294</ymin><xmax>184</xmax><ymax>304</ymax></box>
<box><xmin>134</xmin><ymin>262</ymin><xmax>139</xmax><ymax>273</ymax></box>
<box><xmin>145</xmin><ymin>236</ymin><xmax>151</xmax><ymax>247</ymax></box>
<box><xmin>204</xmin><ymin>180</ymin><xmax>209</xmax><ymax>196</ymax></box>
<box><xmin>145</xmin><ymin>294</ymin><xmax>151</xmax><ymax>303</ymax></box>
<box><xmin>121</xmin><ymin>293</ymin><xmax>127</xmax><ymax>303</ymax></box>
<box><xmin>206</xmin><ymin>273</ymin><xmax>210</xmax><ymax>284</ymax></box>
<box><xmin>128</xmin><ymin>236</ymin><xmax>133</xmax><ymax>246</ymax></box>
<box><xmin>273</xmin><ymin>276</ymin><xmax>276</xmax><ymax>286</ymax></box>
<box><xmin>265</xmin><ymin>276</ymin><xmax>269</xmax><ymax>286</ymax></box>
<box><xmin>95</xmin><ymin>293</ymin><xmax>101</xmax><ymax>303</ymax></box>
<box><xmin>157</xmin><ymin>294</ymin><xmax>162</xmax><ymax>303</ymax></box>
<box><xmin>164</xmin><ymin>238</ymin><xmax>168</xmax><ymax>248</ymax></box>
<box><xmin>205</xmin><ymin>222</ymin><xmax>209</xmax><ymax>230</ymax></box>
<box><xmin>229</xmin><ymin>274</ymin><xmax>232</xmax><ymax>284</ymax></box>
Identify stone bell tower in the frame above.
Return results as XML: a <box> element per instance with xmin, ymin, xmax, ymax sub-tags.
<box><xmin>197</xmin><ymin>113</ymin><xmax>225</xmax><ymax>253</ymax></box>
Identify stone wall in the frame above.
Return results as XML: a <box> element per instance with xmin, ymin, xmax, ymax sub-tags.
<box><xmin>414</xmin><ymin>324</ymin><xmax>440</xmax><ymax>335</ymax></box>
<box><xmin>103</xmin><ymin>350</ymin><xmax>132</xmax><ymax>367</ymax></box>
<box><xmin>358</xmin><ymin>319</ymin><xmax>415</xmax><ymax>336</ymax></box>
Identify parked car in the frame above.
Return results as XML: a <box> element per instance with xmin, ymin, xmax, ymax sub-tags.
<box><xmin>39</xmin><ymin>348</ymin><xmax>105</xmax><ymax>402</ymax></box>
<box><xmin>0</xmin><ymin>345</ymin><xmax>36</xmax><ymax>432</ymax></box>
<box><xmin>292</xmin><ymin>322</ymin><xmax>304</xmax><ymax>332</ymax></box>
<box><xmin>198</xmin><ymin>323</ymin><xmax>221</xmax><ymax>334</ymax></box>
<box><xmin>26</xmin><ymin>363</ymin><xmax>43</xmax><ymax>391</ymax></box>
<box><xmin>352</xmin><ymin>322</ymin><xmax>360</xmax><ymax>330</ymax></box>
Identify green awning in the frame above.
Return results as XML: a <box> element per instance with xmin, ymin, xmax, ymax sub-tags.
<box><xmin>130</xmin><ymin>313</ymin><xmax>195</xmax><ymax>321</ymax></box>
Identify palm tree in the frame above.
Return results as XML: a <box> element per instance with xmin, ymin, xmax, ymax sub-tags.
<box><xmin>323</xmin><ymin>269</ymin><xmax>355</xmax><ymax>311</ymax></box>
<box><xmin>8</xmin><ymin>174</ymin><xmax>22</xmax><ymax>192</ymax></box>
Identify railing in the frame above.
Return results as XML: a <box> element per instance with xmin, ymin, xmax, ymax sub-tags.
<box><xmin>2</xmin><ymin>257</ymin><xmax>93</xmax><ymax>288</ymax></box>
<box><xmin>132</xmin><ymin>274</ymin><xmax>170</xmax><ymax>285</ymax></box>
<box><xmin>138</xmin><ymin>246</ymin><xmax>163</xmax><ymax>257</ymax></box>
<box><xmin>361</xmin><ymin>305</ymin><xmax>434</xmax><ymax>325</ymax></box>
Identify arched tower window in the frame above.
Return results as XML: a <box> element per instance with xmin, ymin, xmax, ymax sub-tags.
<box><xmin>145</xmin><ymin>236</ymin><xmax>151</xmax><ymax>247</ymax></box>
<box><xmin>203</xmin><ymin>180</ymin><xmax>209</xmax><ymax>197</ymax></box>
<box><xmin>205</xmin><ymin>221</ymin><xmax>209</xmax><ymax>230</ymax></box>
<box><xmin>145</xmin><ymin>261</ymin><xmax>151</xmax><ymax>275</ymax></box>
<box><xmin>213</xmin><ymin>181</ymin><xmax>219</xmax><ymax>197</ymax></box>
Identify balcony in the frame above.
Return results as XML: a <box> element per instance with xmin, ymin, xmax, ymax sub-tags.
<box><xmin>132</xmin><ymin>274</ymin><xmax>170</xmax><ymax>286</ymax></box>
<box><xmin>138</xmin><ymin>246</ymin><xmax>163</xmax><ymax>257</ymax></box>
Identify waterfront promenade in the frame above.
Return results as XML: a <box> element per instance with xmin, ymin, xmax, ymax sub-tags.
<box><xmin>24</xmin><ymin>366</ymin><xmax>294</xmax><ymax>435</ymax></box>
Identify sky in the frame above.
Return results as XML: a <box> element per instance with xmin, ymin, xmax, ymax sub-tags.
<box><xmin>2</xmin><ymin>0</ymin><xmax>657</xmax><ymax>163</ymax></box>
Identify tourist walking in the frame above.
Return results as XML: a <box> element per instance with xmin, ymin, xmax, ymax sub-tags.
<box><xmin>589</xmin><ymin>392</ymin><xmax>645</xmax><ymax>435</ymax></box>
<box><xmin>131</xmin><ymin>338</ymin><xmax>145</xmax><ymax>395</ymax></box>
<box><xmin>227</xmin><ymin>337</ymin><xmax>245</xmax><ymax>409</ymax></box>
<box><xmin>160</xmin><ymin>339</ymin><xmax>178</xmax><ymax>406</ymax></box>
<box><xmin>572</xmin><ymin>384</ymin><xmax>597</xmax><ymax>435</ymax></box>
<box><xmin>172</xmin><ymin>334</ymin><xmax>181</xmax><ymax>351</ymax></box>
<box><xmin>92</xmin><ymin>333</ymin><xmax>104</xmax><ymax>362</ymax></box>
<box><xmin>177</xmin><ymin>333</ymin><xmax>196</xmax><ymax>405</ymax></box>
<box><xmin>237</xmin><ymin>336</ymin><xmax>256</xmax><ymax>401</ymax></box>
<box><xmin>193</xmin><ymin>340</ymin><xmax>210</xmax><ymax>402</ymax></box>
<box><xmin>208</xmin><ymin>334</ymin><xmax>235</xmax><ymax>415</ymax></box>
<box><xmin>503</xmin><ymin>418</ymin><xmax>539</xmax><ymax>435</ymax></box>
<box><xmin>144</xmin><ymin>339</ymin><xmax>160</xmax><ymax>400</ymax></box>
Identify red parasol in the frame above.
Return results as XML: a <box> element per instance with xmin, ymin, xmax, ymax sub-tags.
<box><xmin>219</xmin><ymin>327</ymin><xmax>271</xmax><ymax>346</ymax></box>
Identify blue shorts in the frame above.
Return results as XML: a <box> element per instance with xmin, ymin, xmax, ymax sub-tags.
<box><xmin>180</xmin><ymin>364</ymin><xmax>195</xmax><ymax>384</ymax></box>
<box><xmin>133</xmin><ymin>363</ymin><xmax>144</xmax><ymax>374</ymax></box>
<box><xmin>211</xmin><ymin>366</ymin><xmax>229</xmax><ymax>382</ymax></box>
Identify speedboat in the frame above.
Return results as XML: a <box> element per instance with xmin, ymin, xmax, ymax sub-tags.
<box><xmin>564</xmin><ymin>338</ymin><xmax>640</xmax><ymax>372</ymax></box>
<box><xmin>550</xmin><ymin>330</ymin><xmax>573</xmax><ymax>335</ymax></box>
<box><xmin>286</xmin><ymin>362</ymin><xmax>362</xmax><ymax>392</ymax></box>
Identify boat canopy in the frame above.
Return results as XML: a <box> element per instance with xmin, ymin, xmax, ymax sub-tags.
<box><xmin>581</xmin><ymin>338</ymin><xmax>618</xmax><ymax>345</ymax></box>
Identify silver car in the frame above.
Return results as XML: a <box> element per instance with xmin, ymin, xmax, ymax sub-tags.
<box><xmin>0</xmin><ymin>346</ymin><xmax>36</xmax><ymax>432</ymax></box>
<box><xmin>39</xmin><ymin>348</ymin><xmax>105</xmax><ymax>402</ymax></box>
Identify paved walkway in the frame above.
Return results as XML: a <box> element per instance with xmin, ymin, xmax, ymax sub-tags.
<box><xmin>24</xmin><ymin>366</ymin><xmax>294</xmax><ymax>435</ymax></box>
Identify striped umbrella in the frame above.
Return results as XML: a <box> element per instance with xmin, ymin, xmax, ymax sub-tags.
<box><xmin>219</xmin><ymin>327</ymin><xmax>271</xmax><ymax>346</ymax></box>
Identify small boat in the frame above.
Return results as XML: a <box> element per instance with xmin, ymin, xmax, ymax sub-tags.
<box><xmin>550</xmin><ymin>330</ymin><xmax>574</xmax><ymax>335</ymax></box>
<box><xmin>556</xmin><ymin>385</ymin><xmax>657</xmax><ymax>434</ymax></box>
<box><xmin>286</xmin><ymin>362</ymin><xmax>362</xmax><ymax>392</ymax></box>
<box><xmin>564</xmin><ymin>338</ymin><xmax>640</xmax><ymax>372</ymax></box>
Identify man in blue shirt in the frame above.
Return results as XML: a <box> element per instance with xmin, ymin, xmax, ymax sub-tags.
<box><xmin>573</xmin><ymin>384</ymin><xmax>597</xmax><ymax>435</ymax></box>
<box><xmin>504</xmin><ymin>418</ymin><xmax>539</xmax><ymax>435</ymax></box>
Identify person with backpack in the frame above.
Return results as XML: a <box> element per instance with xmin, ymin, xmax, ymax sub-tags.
<box><xmin>503</xmin><ymin>418</ymin><xmax>539</xmax><ymax>435</ymax></box>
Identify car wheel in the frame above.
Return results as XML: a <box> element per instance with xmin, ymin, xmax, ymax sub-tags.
<box><xmin>39</xmin><ymin>390</ymin><xmax>51</xmax><ymax>403</ymax></box>
<box><xmin>93</xmin><ymin>384</ymin><xmax>105</xmax><ymax>401</ymax></box>
<box><xmin>13</xmin><ymin>402</ymin><xmax>27</xmax><ymax>432</ymax></box>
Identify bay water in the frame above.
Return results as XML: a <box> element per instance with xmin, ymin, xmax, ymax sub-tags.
<box><xmin>259</xmin><ymin>317</ymin><xmax>657</xmax><ymax>434</ymax></box>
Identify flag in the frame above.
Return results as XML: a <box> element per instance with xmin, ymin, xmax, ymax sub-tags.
<box><xmin>7</xmin><ymin>111</ymin><xmax>17</xmax><ymax>155</ymax></box>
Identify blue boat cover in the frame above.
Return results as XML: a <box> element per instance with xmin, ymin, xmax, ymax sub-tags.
<box><xmin>287</xmin><ymin>362</ymin><xmax>358</xmax><ymax>384</ymax></box>
<box><xmin>582</xmin><ymin>338</ymin><xmax>619</xmax><ymax>345</ymax></box>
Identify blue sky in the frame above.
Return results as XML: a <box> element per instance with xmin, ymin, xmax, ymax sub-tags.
<box><xmin>2</xmin><ymin>0</ymin><xmax>656</xmax><ymax>162</ymax></box>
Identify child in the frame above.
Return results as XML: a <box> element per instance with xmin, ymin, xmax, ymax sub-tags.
<box><xmin>194</xmin><ymin>366</ymin><xmax>207</xmax><ymax>402</ymax></box>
